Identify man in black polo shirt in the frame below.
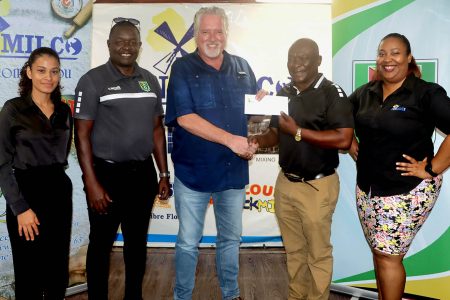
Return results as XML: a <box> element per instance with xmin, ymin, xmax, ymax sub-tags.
<box><xmin>250</xmin><ymin>38</ymin><xmax>354</xmax><ymax>300</ymax></box>
<box><xmin>74</xmin><ymin>19</ymin><xmax>170</xmax><ymax>300</ymax></box>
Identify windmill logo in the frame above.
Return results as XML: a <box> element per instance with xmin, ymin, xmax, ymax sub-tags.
<box><xmin>152</xmin><ymin>21</ymin><xmax>193</xmax><ymax>74</ymax></box>
<box><xmin>146</xmin><ymin>9</ymin><xmax>195</xmax><ymax>75</ymax></box>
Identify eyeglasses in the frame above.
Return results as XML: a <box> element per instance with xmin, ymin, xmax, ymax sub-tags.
<box><xmin>112</xmin><ymin>17</ymin><xmax>140</xmax><ymax>31</ymax></box>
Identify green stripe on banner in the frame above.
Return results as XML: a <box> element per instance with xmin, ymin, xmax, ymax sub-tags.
<box><xmin>334</xmin><ymin>227</ymin><xmax>450</xmax><ymax>283</ymax></box>
<box><xmin>332</xmin><ymin>0</ymin><xmax>416</xmax><ymax>56</ymax></box>
<box><xmin>404</xmin><ymin>227</ymin><xmax>450</xmax><ymax>275</ymax></box>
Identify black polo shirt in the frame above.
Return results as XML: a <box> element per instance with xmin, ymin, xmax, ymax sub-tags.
<box><xmin>74</xmin><ymin>60</ymin><xmax>163</xmax><ymax>162</ymax></box>
<box><xmin>349</xmin><ymin>74</ymin><xmax>450</xmax><ymax>196</ymax></box>
<box><xmin>270</xmin><ymin>74</ymin><xmax>354</xmax><ymax>177</ymax></box>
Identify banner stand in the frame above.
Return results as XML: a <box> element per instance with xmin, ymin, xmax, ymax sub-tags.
<box><xmin>66</xmin><ymin>283</ymin><xmax>87</xmax><ymax>297</ymax></box>
<box><xmin>64</xmin><ymin>276</ymin><xmax>379</xmax><ymax>299</ymax></box>
<box><xmin>331</xmin><ymin>284</ymin><xmax>377</xmax><ymax>299</ymax></box>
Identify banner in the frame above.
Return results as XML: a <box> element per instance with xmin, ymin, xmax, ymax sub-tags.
<box><xmin>92</xmin><ymin>3</ymin><xmax>332</xmax><ymax>247</ymax></box>
<box><xmin>331</xmin><ymin>0</ymin><xmax>450</xmax><ymax>298</ymax></box>
<box><xmin>7</xmin><ymin>1</ymin><xmax>448</xmax><ymax>299</ymax></box>
<box><xmin>0</xmin><ymin>0</ymin><xmax>92</xmax><ymax>297</ymax></box>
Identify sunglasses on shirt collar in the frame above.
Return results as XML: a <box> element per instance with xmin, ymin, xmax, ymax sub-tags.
<box><xmin>112</xmin><ymin>17</ymin><xmax>140</xmax><ymax>31</ymax></box>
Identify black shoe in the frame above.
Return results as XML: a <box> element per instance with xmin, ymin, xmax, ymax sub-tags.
<box><xmin>232</xmin><ymin>297</ymin><xmax>242</xmax><ymax>300</ymax></box>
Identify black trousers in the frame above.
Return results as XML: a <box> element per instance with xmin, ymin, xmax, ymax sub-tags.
<box><xmin>86</xmin><ymin>158</ymin><xmax>158</xmax><ymax>300</ymax></box>
<box><xmin>6</xmin><ymin>165</ymin><xmax>73</xmax><ymax>300</ymax></box>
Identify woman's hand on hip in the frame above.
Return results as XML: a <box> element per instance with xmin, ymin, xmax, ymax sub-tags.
<box><xmin>396</xmin><ymin>155</ymin><xmax>431</xmax><ymax>179</ymax></box>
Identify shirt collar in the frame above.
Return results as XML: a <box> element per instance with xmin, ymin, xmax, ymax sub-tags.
<box><xmin>194</xmin><ymin>49</ymin><xmax>230</xmax><ymax>71</ymax></box>
<box><xmin>106</xmin><ymin>59</ymin><xmax>142</xmax><ymax>80</ymax></box>
<box><xmin>21</xmin><ymin>94</ymin><xmax>65</xmax><ymax>114</ymax></box>
<box><xmin>402</xmin><ymin>73</ymin><xmax>418</xmax><ymax>92</ymax></box>
<box><xmin>22</xmin><ymin>94</ymin><xmax>35</xmax><ymax>109</ymax></box>
<box><xmin>289</xmin><ymin>73</ymin><xmax>325</xmax><ymax>95</ymax></box>
<box><xmin>368</xmin><ymin>73</ymin><xmax>416</xmax><ymax>97</ymax></box>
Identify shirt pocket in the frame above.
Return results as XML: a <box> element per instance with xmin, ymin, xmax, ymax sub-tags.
<box><xmin>225</xmin><ymin>75</ymin><xmax>251</xmax><ymax>108</ymax></box>
<box><xmin>382</xmin><ymin>104</ymin><xmax>422</xmax><ymax>136</ymax></box>
<box><xmin>187</xmin><ymin>75</ymin><xmax>215</xmax><ymax>110</ymax></box>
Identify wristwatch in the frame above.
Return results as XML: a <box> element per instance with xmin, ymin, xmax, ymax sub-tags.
<box><xmin>425</xmin><ymin>161</ymin><xmax>438</xmax><ymax>177</ymax></box>
<box><xmin>294</xmin><ymin>127</ymin><xmax>302</xmax><ymax>142</ymax></box>
<box><xmin>159</xmin><ymin>172</ymin><xmax>171</xmax><ymax>179</ymax></box>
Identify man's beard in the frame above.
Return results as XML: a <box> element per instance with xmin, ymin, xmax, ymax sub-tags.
<box><xmin>201</xmin><ymin>42</ymin><xmax>223</xmax><ymax>59</ymax></box>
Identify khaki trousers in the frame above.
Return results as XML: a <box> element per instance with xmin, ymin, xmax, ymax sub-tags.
<box><xmin>274</xmin><ymin>171</ymin><xmax>339</xmax><ymax>300</ymax></box>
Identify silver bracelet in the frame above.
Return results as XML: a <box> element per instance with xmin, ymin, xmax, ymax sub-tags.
<box><xmin>159</xmin><ymin>172</ymin><xmax>170</xmax><ymax>178</ymax></box>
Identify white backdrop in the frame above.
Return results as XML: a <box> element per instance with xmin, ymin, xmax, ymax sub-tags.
<box><xmin>92</xmin><ymin>3</ymin><xmax>331</xmax><ymax>247</ymax></box>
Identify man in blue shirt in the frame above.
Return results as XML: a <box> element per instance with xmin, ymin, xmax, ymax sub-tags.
<box><xmin>165</xmin><ymin>6</ymin><xmax>258</xmax><ymax>300</ymax></box>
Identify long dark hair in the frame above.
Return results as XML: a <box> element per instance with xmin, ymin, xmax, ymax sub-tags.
<box><xmin>18</xmin><ymin>47</ymin><xmax>62</xmax><ymax>102</ymax></box>
<box><xmin>372</xmin><ymin>33</ymin><xmax>421</xmax><ymax>81</ymax></box>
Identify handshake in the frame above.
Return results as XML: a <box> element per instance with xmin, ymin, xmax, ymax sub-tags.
<box><xmin>226</xmin><ymin>134</ymin><xmax>260</xmax><ymax>160</ymax></box>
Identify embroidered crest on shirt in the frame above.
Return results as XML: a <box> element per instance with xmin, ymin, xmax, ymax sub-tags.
<box><xmin>138</xmin><ymin>81</ymin><xmax>151</xmax><ymax>92</ymax></box>
<box><xmin>391</xmin><ymin>104</ymin><xmax>406</xmax><ymax>112</ymax></box>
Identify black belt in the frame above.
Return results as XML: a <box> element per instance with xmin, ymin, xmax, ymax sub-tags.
<box><xmin>14</xmin><ymin>163</ymin><xmax>66</xmax><ymax>176</ymax></box>
<box><xmin>283</xmin><ymin>169</ymin><xmax>335</xmax><ymax>183</ymax></box>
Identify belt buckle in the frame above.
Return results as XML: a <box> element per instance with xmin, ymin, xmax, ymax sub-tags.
<box><xmin>314</xmin><ymin>173</ymin><xmax>325</xmax><ymax>180</ymax></box>
<box><xmin>284</xmin><ymin>172</ymin><xmax>303</xmax><ymax>182</ymax></box>
<box><xmin>284</xmin><ymin>171</ymin><xmax>320</xmax><ymax>191</ymax></box>
<box><xmin>285</xmin><ymin>171</ymin><xmax>329</xmax><ymax>182</ymax></box>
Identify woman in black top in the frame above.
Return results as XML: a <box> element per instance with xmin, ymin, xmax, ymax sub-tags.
<box><xmin>349</xmin><ymin>33</ymin><xmax>450</xmax><ymax>300</ymax></box>
<box><xmin>0</xmin><ymin>47</ymin><xmax>73</xmax><ymax>299</ymax></box>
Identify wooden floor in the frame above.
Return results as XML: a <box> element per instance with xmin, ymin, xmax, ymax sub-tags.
<box><xmin>66</xmin><ymin>247</ymin><xmax>352</xmax><ymax>300</ymax></box>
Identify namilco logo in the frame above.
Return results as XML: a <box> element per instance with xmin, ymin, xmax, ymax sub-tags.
<box><xmin>0</xmin><ymin>3</ymin><xmax>82</xmax><ymax>60</ymax></box>
<box><xmin>352</xmin><ymin>59</ymin><xmax>438</xmax><ymax>91</ymax></box>
<box><xmin>145</xmin><ymin>8</ymin><xmax>195</xmax><ymax>74</ymax></box>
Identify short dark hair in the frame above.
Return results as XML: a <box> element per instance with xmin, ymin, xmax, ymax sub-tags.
<box><xmin>19</xmin><ymin>47</ymin><xmax>62</xmax><ymax>102</ymax></box>
<box><xmin>109</xmin><ymin>20</ymin><xmax>140</xmax><ymax>40</ymax></box>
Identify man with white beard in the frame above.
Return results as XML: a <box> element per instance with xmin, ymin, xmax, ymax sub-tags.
<box><xmin>165</xmin><ymin>6</ymin><xmax>259</xmax><ymax>300</ymax></box>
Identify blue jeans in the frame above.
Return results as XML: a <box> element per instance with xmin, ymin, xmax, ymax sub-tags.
<box><xmin>173</xmin><ymin>177</ymin><xmax>245</xmax><ymax>300</ymax></box>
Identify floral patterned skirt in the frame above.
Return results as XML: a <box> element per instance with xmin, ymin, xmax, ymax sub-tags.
<box><xmin>356</xmin><ymin>175</ymin><xmax>442</xmax><ymax>255</ymax></box>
